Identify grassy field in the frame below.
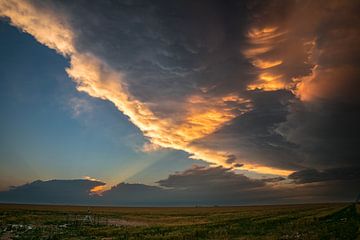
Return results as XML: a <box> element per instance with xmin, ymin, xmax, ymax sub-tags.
<box><xmin>0</xmin><ymin>203</ymin><xmax>359</xmax><ymax>239</ymax></box>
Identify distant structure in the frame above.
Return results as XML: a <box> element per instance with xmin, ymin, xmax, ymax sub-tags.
<box><xmin>83</xmin><ymin>209</ymin><xmax>94</xmax><ymax>224</ymax></box>
<box><xmin>356</xmin><ymin>192</ymin><xmax>360</xmax><ymax>204</ymax></box>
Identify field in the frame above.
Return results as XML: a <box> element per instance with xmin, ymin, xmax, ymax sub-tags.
<box><xmin>0</xmin><ymin>203</ymin><xmax>359</xmax><ymax>239</ymax></box>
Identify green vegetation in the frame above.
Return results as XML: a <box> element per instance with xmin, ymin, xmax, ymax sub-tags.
<box><xmin>0</xmin><ymin>203</ymin><xmax>359</xmax><ymax>239</ymax></box>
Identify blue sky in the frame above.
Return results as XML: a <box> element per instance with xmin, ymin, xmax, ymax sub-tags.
<box><xmin>0</xmin><ymin>21</ymin><xmax>200</xmax><ymax>189</ymax></box>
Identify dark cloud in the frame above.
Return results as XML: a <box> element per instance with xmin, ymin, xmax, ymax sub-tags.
<box><xmin>225</xmin><ymin>154</ymin><xmax>237</xmax><ymax>164</ymax></box>
<box><xmin>276</xmin><ymin>100</ymin><xmax>360</xmax><ymax>169</ymax></box>
<box><xmin>157</xmin><ymin>165</ymin><xmax>264</xmax><ymax>189</ymax></box>
<box><xmin>191</xmin><ymin>90</ymin><xmax>302</xmax><ymax>171</ymax></box>
<box><xmin>261</xmin><ymin>177</ymin><xmax>285</xmax><ymax>183</ymax></box>
<box><xmin>99</xmin><ymin>166</ymin><xmax>276</xmax><ymax>205</ymax></box>
<box><xmin>100</xmin><ymin>183</ymin><xmax>167</xmax><ymax>206</ymax></box>
<box><xmin>1</xmin><ymin>166</ymin><xmax>358</xmax><ymax>206</ymax></box>
<box><xmin>57</xmin><ymin>0</ymin><xmax>253</xmax><ymax>107</ymax></box>
<box><xmin>289</xmin><ymin>167</ymin><xmax>360</xmax><ymax>184</ymax></box>
<box><xmin>0</xmin><ymin>179</ymin><xmax>104</xmax><ymax>204</ymax></box>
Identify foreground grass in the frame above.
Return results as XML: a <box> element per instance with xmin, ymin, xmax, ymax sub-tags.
<box><xmin>0</xmin><ymin>203</ymin><xmax>359</xmax><ymax>239</ymax></box>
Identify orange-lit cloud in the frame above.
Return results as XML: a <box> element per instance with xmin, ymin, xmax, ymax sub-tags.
<box><xmin>244</xmin><ymin>1</ymin><xmax>360</xmax><ymax>104</ymax></box>
<box><xmin>243</xmin><ymin>26</ymin><xmax>288</xmax><ymax>92</ymax></box>
<box><xmin>252</xmin><ymin>59</ymin><xmax>282</xmax><ymax>69</ymax></box>
<box><xmin>243</xmin><ymin>46</ymin><xmax>273</xmax><ymax>58</ymax></box>
<box><xmin>89</xmin><ymin>185</ymin><xmax>106</xmax><ymax>195</ymax></box>
<box><xmin>238</xmin><ymin>164</ymin><xmax>293</xmax><ymax>177</ymax></box>
<box><xmin>294</xmin><ymin>65</ymin><xmax>360</xmax><ymax>102</ymax></box>
<box><xmin>302</xmin><ymin>1</ymin><xmax>359</xmax><ymax>103</ymax></box>
<box><xmin>82</xmin><ymin>176</ymin><xmax>107</xmax><ymax>195</ymax></box>
<box><xmin>247</xmin><ymin>73</ymin><xmax>287</xmax><ymax>91</ymax></box>
<box><xmin>247</xmin><ymin>27</ymin><xmax>285</xmax><ymax>43</ymax></box>
<box><xmin>67</xmin><ymin>52</ymin><xmax>251</xmax><ymax>168</ymax></box>
<box><xmin>0</xmin><ymin>0</ymin><xmax>74</xmax><ymax>56</ymax></box>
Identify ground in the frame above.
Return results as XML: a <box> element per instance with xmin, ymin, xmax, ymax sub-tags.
<box><xmin>0</xmin><ymin>203</ymin><xmax>359</xmax><ymax>239</ymax></box>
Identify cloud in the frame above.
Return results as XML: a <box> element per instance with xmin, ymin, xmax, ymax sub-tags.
<box><xmin>101</xmin><ymin>165</ymin><xmax>358</xmax><ymax>205</ymax></box>
<box><xmin>207</xmin><ymin>0</ymin><xmax>360</xmax><ymax>173</ymax></box>
<box><xmin>1</xmin><ymin>166</ymin><xmax>358</xmax><ymax>206</ymax></box>
<box><xmin>0</xmin><ymin>179</ymin><xmax>105</xmax><ymax>204</ymax></box>
<box><xmin>292</xmin><ymin>1</ymin><xmax>360</xmax><ymax>103</ymax></box>
<box><xmin>289</xmin><ymin>167</ymin><xmax>360</xmax><ymax>184</ymax></box>
<box><xmin>100</xmin><ymin>183</ymin><xmax>168</xmax><ymax>206</ymax></box>
<box><xmin>243</xmin><ymin>0</ymin><xmax>360</xmax><ymax>172</ymax></box>
<box><xmin>68</xmin><ymin>97</ymin><xmax>93</xmax><ymax>117</ymax></box>
<box><xmin>276</xmin><ymin>100</ymin><xmax>359</xmax><ymax>169</ymax></box>
<box><xmin>0</xmin><ymin>0</ymin><xmax>254</xmax><ymax>171</ymax></box>
<box><xmin>1</xmin><ymin>0</ymin><xmax>359</xmax><ymax>179</ymax></box>
<box><xmin>242</xmin><ymin>0</ymin><xmax>360</xmax><ymax>102</ymax></box>
<box><xmin>157</xmin><ymin>165</ymin><xmax>265</xmax><ymax>189</ymax></box>
<box><xmin>190</xmin><ymin>90</ymin><xmax>301</xmax><ymax>174</ymax></box>
<box><xmin>0</xmin><ymin>0</ymin><xmax>74</xmax><ymax>55</ymax></box>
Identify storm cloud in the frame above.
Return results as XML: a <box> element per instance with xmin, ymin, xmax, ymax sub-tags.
<box><xmin>0</xmin><ymin>179</ymin><xmax>105</xmax><ymax>204</ymax></box>
<box><xmin>157</xmin><ymin>165</ymin><xmax>266</xmax><ymax>189</ymax></box>
<box><xmin>289</xmin><ymin>167</ymin><xmax>360</xmax><ymax>184</ymax></box>
<box><xmin>1</xmin><ymin>166</ymin><xmax>358</xmax><ymax>205</ymax></box>
<box><xmin>0</xmin><ymin>0</ymin><xmax>359</xmax><ymax>192</ymax></box>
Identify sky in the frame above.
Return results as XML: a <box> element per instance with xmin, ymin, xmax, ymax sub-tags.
<box><xmin>0</xmin><ymin>0</ymin><xmax>359</xmax><ymax>205</ymax></box>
